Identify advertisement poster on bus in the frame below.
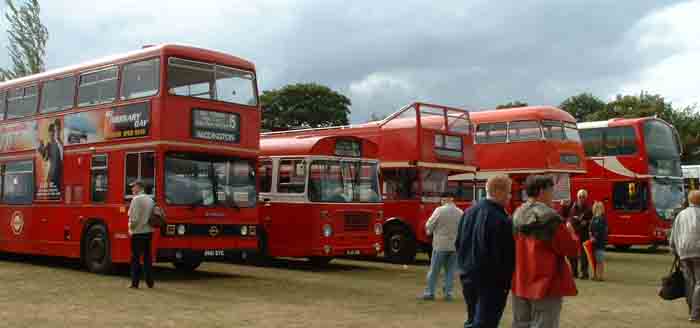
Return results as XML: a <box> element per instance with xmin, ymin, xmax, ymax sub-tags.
<box><xmin>0</xmin><ymin>121</ymin><xmax>37</xmax><ymax>152</ymax></box>
<box><xmin>35</xmin><ymin>117</ymin><xmax>64</xmax><ymax>201</ymax></box>
<box><xmin>63</xmin><ymin>103</ymin><xmax>151</xmax><ymax>145</ymax></box>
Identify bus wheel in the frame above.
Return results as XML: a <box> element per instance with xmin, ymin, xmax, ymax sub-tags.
<box><xmin>173</xmin><ymin>257</ymin><xmax>202</xmax><ymax>272</ymax></box>
<box><xmin>309</xmin><ymin>257</ymin><xmax>333</xmax><ymax>267</ymax></box>
<box><xmin>384</xmin><ymin>225</ymin><xmax>416</xmax><ymax>264</ymax></box>
<box><xmin>84</xmin><ymin>224</ymin><xmax>113</xmax><ymax>274</ymax></box>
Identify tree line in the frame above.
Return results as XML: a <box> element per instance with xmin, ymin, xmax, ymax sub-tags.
<box><xmin>3</xmin><ymin>0</ymin><xmax>699</xmax><ymax>164</ymax></box>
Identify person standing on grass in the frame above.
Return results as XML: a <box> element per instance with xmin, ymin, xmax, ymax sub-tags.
<box><xmin>512</xmin><ymin>175</ymin><xmax>579</xmax><ymax>328</ymax></box>
<box><xmin>561</xmin><ymin>189</ymin><xmax>592</xmax><ymax>279</ymax></box>
<box><xmin>419</xmin><ymin>193</ymin><xmax>463</xmax><ymax>301</ymax></box>
<box><xmin>455</xmin><ymin>174</ymin><xmax>515</xmax><ymax>328</ymax></box>
<box><xmin>128</xmin><ymin>180</ymin><xmax>155</xmax><ymax>289</ymax></box>
<box><xmin>670</xmin><ymin>190</ymin><xmax>700</xmax><ymax>322</ymax></box>
<box><xmin>589</xmin><ymin>201</ymin><xmax>608</xmax><ymax>281</ymax></box>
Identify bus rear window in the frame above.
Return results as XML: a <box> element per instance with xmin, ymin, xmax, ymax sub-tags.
<box><xmin>121</xmin><ymin>58</ymin><xmax>160</xmax><ymax>100</ymax></box>
<box><xmin>167</xmin><ymin>57</ymin><xmax>257</xmax><ymax>106</ymax></box>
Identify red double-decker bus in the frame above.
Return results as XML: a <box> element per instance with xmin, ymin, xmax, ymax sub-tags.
<box><xmin>257</xmin><ymin>134</ymin><xmax>383</xmax><ymax>265</ymax></box>
<box><xmin>0</xmin><ymin>44</ymin><xmax>260</xmax><ymax>273</ymax></box>
<box><xmin>574</xmin><ymin>117</ymin><xmax>683</xmax><ymax>248</ymax></box>
<box><xmin>451</xmin><ymin>106</ymin><xmax>587</xmax><ymax>211</ymax></box>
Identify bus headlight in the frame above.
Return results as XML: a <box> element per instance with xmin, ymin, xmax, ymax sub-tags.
<box><xmin>177</xmin><ymin>224</ymin><xmax>186</xmax><ymax>236</ymax></box>
<box><xmin>322</xmin><ymin>224</ymin><xmax>333</xmax><ymax>237</ymax></box>
<box><xmin>241</xmin><ymin>225</ymin><xmax>248</xmax><ymax>236</ymax></box>
<box><xmin>374</xmin><ymin>223</ymin><xmax>383</xmax><ymax>235</ymax></box>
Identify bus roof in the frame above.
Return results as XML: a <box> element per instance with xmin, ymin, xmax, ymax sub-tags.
<box><xmin>0</xmin><ymin>43</ymin><xmax>255</xmax><ymax>90</ymax></box>
<box><xmin>577</xmin><ymin>116</ymin><xmax>668</xmax><ymax>130</ymax></box>
<box><xmin>260</xmin><ymin>134</ymin><xmax>379</xmax><ymax>158</ymax></box>
<box><xmin>470</xmin><ymin>106</ymin><xmax>575</xmax><ymax>124</ymax></box>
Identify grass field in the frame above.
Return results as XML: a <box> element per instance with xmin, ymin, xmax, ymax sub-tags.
<box><xmin>0</xmin><ymin>248</ymin><xmax>695</xmax><ymax>328</ymax></box>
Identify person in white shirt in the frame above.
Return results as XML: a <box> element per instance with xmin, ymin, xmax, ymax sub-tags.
<box><xmin>128</xmin><ymin>180</ymin><xmax>155</xmax><ymax>289</ymax></box>
<box><xmin>671</xmin><ymin>190</ymin><xmax>700</xmax><ymax>322</ymax></box>
<box><xmin>420</xmin><ymin>193</ymin><xmax>464</xmax><ymax>301</ymax></box>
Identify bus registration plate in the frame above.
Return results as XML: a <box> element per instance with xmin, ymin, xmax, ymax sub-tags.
<box><xmin>345</xmin><ymin>250</ymin><xmax>361</xmax><ymax>256</ymax></box>
<box><xmin>204</xmin><ymin>250</ymin><xmax>225</xmax><ymax>257</ymax></box>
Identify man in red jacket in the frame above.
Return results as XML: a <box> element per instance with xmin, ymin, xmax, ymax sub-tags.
<box><xmin>511</xmin><ymin>175</ymin><xmax>579</xmax><ymax>328</ymax></box>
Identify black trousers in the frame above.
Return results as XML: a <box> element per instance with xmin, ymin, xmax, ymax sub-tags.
<box><xmin>568</xmin><ymin>238</ymin><xmax>589</xmax><ymax>278</ymax></box>
<box><xmin>461</xmin><ymin>280</ymin><xmax>509</xmax><ymax>328</ymax></box>
<box><xmin>130</xmin><ymin>233</ymin><xmax>153</xmax><ymax>287</ymax></box>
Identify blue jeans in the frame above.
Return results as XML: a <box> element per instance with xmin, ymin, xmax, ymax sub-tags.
<box><xmin>423</xmin><ymin>250</ymin><xmax>457</xmax><ymax>297</ymax></box>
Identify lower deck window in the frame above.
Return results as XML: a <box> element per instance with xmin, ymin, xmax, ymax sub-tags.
<box><xmin>2</xmin><ymin>160</ymin><xmax>34</xmax><ymax>204</ymax></box>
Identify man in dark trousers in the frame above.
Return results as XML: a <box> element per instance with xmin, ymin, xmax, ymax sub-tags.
<box><xmin>128</xmin><ymin>180</ymin><xmax>155</xmax><ymax>289</ymax></box>
<box><xmin>456</xmin><ymin>174</ymin><xmax>515</xmax><ymax>328</ymax></box>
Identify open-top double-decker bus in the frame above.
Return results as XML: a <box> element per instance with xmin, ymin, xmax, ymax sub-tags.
<box><xmin>574</xmin><ymin>117</ymin><xmax>683</xmax><ymax>248</ymax></box>
<box><xmin>0</xmin><ymin>44</ymin><xmax>260</xmax><ymax>273</ymax></box>
<box><xmin>451</xmin><ymin>106</ymin><xmax>587</xmax><ymax>212</ymax></box>
<box><xmin>257</xmin><ymin>134</ymin><xmax>383</xmax><ymax>265</ymax></box>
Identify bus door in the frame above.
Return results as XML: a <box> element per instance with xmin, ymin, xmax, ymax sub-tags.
<box><xmin>1</xmin><ymin>160</ymin><xmax>35</xmax><ymax>248</ymax></box>
<box><xmin>260</xmin><ymin>158</ymin><xmax>309</xmax><ymax>256</ymax></box>
<box><xmin>610</xmin><ymin>180</ymin><xmax>649</xmax><ymax>241</ymax></box>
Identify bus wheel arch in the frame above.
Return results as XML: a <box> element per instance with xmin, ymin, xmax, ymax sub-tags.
<box><xmin>81</xmin><ymin>220</ymin><xmax>114</xmax><ymax>274</ymax></box>
<box><xmin>383</xmin><ymin>219</ymin><xmax>417</xmax><ymax>264</ymax></box>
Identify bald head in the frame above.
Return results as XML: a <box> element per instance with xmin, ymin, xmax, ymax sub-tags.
<box><xmin>486</xmin><ymin>174</ymin><xmax>512</xmax><ymax>207</ymax></box>
<box><xmin>689</xmin><ymin>190</ymin><xmax>700</xmax><ymax>206</ymax></box>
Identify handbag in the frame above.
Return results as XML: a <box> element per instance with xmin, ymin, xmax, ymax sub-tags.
<box><xmin>148</xmin><ymin>205</ymin><xmax>166</xmax><ymax>228</ymax></box>
<box><xmin>658</xmin><ymin>255</ymin><xmax>686</xmax><ymax>300</ymax></box>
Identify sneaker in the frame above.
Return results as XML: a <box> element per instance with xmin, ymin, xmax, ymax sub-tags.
<box><xmin>418</xmin><ymin>295</ymin><xmax>435</xmax><ymax>301</ymax></box>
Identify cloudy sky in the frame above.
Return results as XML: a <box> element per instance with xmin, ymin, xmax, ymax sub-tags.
<box><xmin>1</xmin><ymin>0</ymin><xmax>698</xmax><ymax>123</ymax></box>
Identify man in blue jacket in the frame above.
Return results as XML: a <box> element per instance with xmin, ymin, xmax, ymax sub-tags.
<box><xmin>456</xmin><ymin>174</ymin><xmax>515</xmax><ymax>328</ymax></box>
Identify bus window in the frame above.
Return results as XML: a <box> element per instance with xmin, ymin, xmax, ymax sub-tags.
<box><xmin>91</xmin><ymin>155</ymin><xmax>108</xmax><ymax>202</ymax></box>
<box><xmin>382</xmin><ymin>168</ymin><xmax>418</xmax><ymax>200</ymax></box>
<box><xmin>78</xmin><ymin>67</ymin><xmax>118</xmax><ymax>107</ymax></box>
<box><xmin>604</xmin><ymin>126</ymin><xmax>637</xmax><ymax>156</ymax></box>
<box><xmin>475</xmin><ymin>122</ymin><xmax>507</xmax><ymax>143</ymax></box>
<box><xmin>542</xmin><ymin>120</ymin><xmax>565</xmax><ymax>140</ymax></box>
<box><xmin>508</xmin><ymin>120</ymin><xmax>541</xmax><ymax>142</ymax></box>
<box><xmin>277</xmin><ymin>159</ymin><xmax>306</xmax><ymax>194</ymax></box>
<box><xmin>0</xmin><ymin>92</ymin><xmax>5</xmax><ymax>120</ymax></box>
<box><xmin>613</xmin><ymin>181</ymin><xmax>647</xmax><ymax>211</ymax></box>
<box><xmin>419</xmin><ymin>105</ymin><xmax>446</xmax><ymax>130</ymax></box>
<box><xmin>308</xmin><ymin>160</ymin><xmax>380</xmax><ymax>203</ymax></box>
<box><xmin>258</xmin><ymin>160</ymin><xmax>273</xmax><ymax>193</ymax></box>
<box><xmin>580</xmin><ymin>128</ymin><xmax>604</xmax><ymax>156</ymax></box>
<box><xmin>564</xmin><ymin>122</ymin><xmax>581</xmax><ymax>142</ymax></box>
<box><xmin>121</xmin><ymin>58</ymin><xmax>160</xmax><ymax>100</ymax></box>
<box><xmin>6</xmin><ymin>85</ymin><xmax>38</xmax><ymax>119</ymax></box>
<box><xmin>40</xmin><ymin>76</ymin><xmax>76</xmax><ymax>113</ymax></box>
<box><xmin>2</xmin><ymin>160</ymin><xmax>34</xmax><ymax>204</ymax></box>
<box><xmin>125</xmin><ymin>152</ymin><xmax>155</xmax><ymax>197</ymax></box>
<box><xmin>214</xmin><ymin>66</ymin><xmax>257</xmax><ymax>106</ymax></box>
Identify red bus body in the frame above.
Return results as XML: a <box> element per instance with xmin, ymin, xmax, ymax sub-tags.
<box><xmin>0</xmin><ymin>44</ymin><xmax>260</xmax><ymax>273</ymax></box>
<box><xmin>259</xmin><ymin>103</ymin><xmax>476</xmax><ymax>263</ymax></box>
<box><xmin>573</xmin><ymin>117</ymin><xmax>683</xmax><ymax>247</ymax></box>
<box><xmin>258</xmin><ymin>135</ymin><xmax>383</xmax><ymax>263</ymax></box>
<box><xmin>453</xmin><ymin>106</ymin><xmax>587</xmax><ymax>212</ymax></box>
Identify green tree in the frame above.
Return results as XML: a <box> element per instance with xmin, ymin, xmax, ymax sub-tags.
<box><xmin>496</xmin><ymin>101</ymin><xmax>528</xmax><ymax>109</ymax></box>
<box><xmin>559</xmin><ymin>93</ymin><xmax>606</xmax><ymax>121</ymax></box>
<box><xmin>0</xmin><ymin>0</ymin><xmax>48</xmax><ymax>81</ymax></box>
<box><xmin>261</xmin><ymin>83</ymin><xmax>351</xmax><ymax>131</ymax></box>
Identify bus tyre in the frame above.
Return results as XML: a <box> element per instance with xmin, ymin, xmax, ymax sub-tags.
<box><xmin>384</xmin><ymin>225</ymin><xmax>416</xmax><ymax>264</ymax></box>
<box><xmin>84</xmin><ymin>224</ymin><xmax>113</xmax><ymax>274</ymax></box>
<box><xmin>309</xmin><ymin>257</ymin><xmax>333</xmax><ymax>267</ymax></box>
<box><xmin>173</xmin><ymin>257</ymin><xmax>202</xmax><ymax>272</ymax></box>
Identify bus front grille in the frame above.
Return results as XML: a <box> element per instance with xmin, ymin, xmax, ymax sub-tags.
<box><xmin>344</xmin><ymin>213</ymin><xmax>370</xmax><ymax>232</ymax></box>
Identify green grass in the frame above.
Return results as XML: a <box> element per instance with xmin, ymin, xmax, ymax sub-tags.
<box><xmin>0</xmin><ymin>248</ymin><xmax>693</xmax><ymax>327</ymax></box>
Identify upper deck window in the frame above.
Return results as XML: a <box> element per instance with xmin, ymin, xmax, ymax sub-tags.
<box><xmin>0</xmin><ymin>92</ymin><xmax>5</xmax><ymax>120</ymax></box>
<box><xmin>564</xmin><ymin>122</ymin><xmax>581</xmax><ymax>142</ymax></box>
<box><xmin>78</xmin><ymin>67</ymin><xmax>118</xmax><ymax>107</ymax></box>
<box><xmin>580</xmin><ymin>126</ymin><xmax>637</xmax><ymax>157</ymax></box>
<box><xmin>644</xmin><ymin>120</ymin><xmax>682</xmax><ymax>177</ymax></box>
<box><xmin>41</xmin><ymin>76</ymin><xmax>76</xmax><ymax>113</ymax></box>
<box><xmin>121</xmin><ymin>58</ymin><xmax>160</xmax><ymax>100</ymax></box>
<box><xmin>6</xmin><ymin>85</ymin><xmax>38</xmax><ymax>119</ymax></box>
<box><xmin>542</xmin><ymin>120</ymin><xmax>565</xmax><ymax>140</ymax></box>
<box><xmin>475</xmin><ymin>122</ymin><xmax>507</xmax><ymax>143</ymax></box>
<box><xmin>167</xmin><ymin>57</ymin><xmax>257</xmax><ymax>106</ymax></box>
<box><xmin>446</xmin><ymin>111</ymin><xmax>470</xmax><ymax>134</ymax></box>
<box><xmin>508</xmin><ymin>120</ymin><xmax>541</xmax><ymax>142</ymax></box>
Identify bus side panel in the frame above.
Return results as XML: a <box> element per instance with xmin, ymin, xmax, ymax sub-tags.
<box><xmin>261</xmin><ymin>203</ymin><xmax>313</xmax><ymax>258</ymax></box>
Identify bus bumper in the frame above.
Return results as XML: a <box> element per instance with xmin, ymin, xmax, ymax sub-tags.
<box><xmin>313</xmin><ymin>243</ymin><xmax>382</xmax><ymax>257</ymax></box>
<box><xmin>156</xmin><ymin>248</ymin><xmax>258</xmax><ymax>262</ymax></box>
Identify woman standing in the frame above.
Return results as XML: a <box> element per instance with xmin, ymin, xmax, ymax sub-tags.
<box><xmin>589</xmin><ymin>201</ymin><xmax>608</xmax><ymax>281</ymax></box>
